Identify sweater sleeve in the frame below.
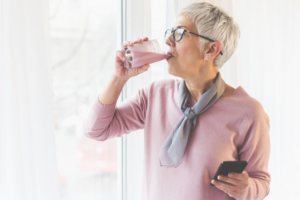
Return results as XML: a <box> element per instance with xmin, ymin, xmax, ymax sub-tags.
<box><xmin>236</xmin><ymin>104</ymin><xmax>271</xmax><ymax>200</ymax></box>
<box><xmin>83</xmin><ymin>86</ymin><xmax>149</xmax><ymax>141</ymax></box>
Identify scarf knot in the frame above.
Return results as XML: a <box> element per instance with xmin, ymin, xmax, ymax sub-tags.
<box><xmin>184</xmin><ymin>107</ymin><xmax>196</xmax><ymax>119</ymax></box>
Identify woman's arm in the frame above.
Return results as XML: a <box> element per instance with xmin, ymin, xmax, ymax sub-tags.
<box><xmin>84</xmin><ymin>38</ymin><xmax>151</xmax><ymax>140</ymax></box>
<box><xmin>212</xmin><ymin>101</ymin><xmax>271</xmax><ymax>200</ymax></box>
<box><xmin>98</xmin><ymin>75</ymin><xmax>127</xmax><ymax>105</ymax></box>
<box><xmin>236</xmin><ymin>110</ymin><xmax>271</xmax><ymax>200</ymax></box>
<box><xmin>84</xmin><ymin>82</ymin><xmax>149</xmax><ymax>141</ymax></box>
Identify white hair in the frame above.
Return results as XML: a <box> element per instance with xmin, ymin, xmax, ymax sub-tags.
<box><xmin>179</xmin><ymin>2</ymin><xmax>240</xmax><ymax>69</ymax></box>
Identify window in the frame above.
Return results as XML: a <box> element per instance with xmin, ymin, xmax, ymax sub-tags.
<box><xmin>124</xmin><ymin>0</ymin><xmax>169</xmax><ymax>199</ymax></box>
<box><xmin>49</xmin><ymin>0</ymin><xmax>120</xmax><ymax>199</ymax></box>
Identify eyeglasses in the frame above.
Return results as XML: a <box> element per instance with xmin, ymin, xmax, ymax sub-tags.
<box><xmin>164</xmin><ymin>28</ymin><xmax>223</xmax><ymax>56</ymax></box>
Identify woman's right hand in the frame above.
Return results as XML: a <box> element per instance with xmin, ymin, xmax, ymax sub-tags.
<box><xmin>114</xmin><ymin>37</ymin><xmax>150</xmax><ymax>81</ymax></box>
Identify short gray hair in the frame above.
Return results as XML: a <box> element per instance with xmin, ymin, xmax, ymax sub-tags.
<box><xmin>179</xmin><ymin>2</ymin><xmax>240</xmax><ymax>69</ymax></box>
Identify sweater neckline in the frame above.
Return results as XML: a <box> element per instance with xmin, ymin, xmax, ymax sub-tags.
<box><xmin>189</xmin><ymin>86</ymin><xmax>244</xmax><ymax>105</ymax></box>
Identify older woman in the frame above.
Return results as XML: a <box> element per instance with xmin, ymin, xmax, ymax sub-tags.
<box><xmin>84</xmin><ymin>2</ymin><xmax>270</xmax><ymax>200</ymax></box>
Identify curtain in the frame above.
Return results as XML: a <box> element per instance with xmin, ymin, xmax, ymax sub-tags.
<box><xmin>0</xmin><ymin>0</ymin><xmax>60</xmax><ymax>199</ymax></box>
<box><xmin>167</xmin><ymin>0</ymin><xmax>300</xmax><ymax>199</ymax></box>
<box><xmin>230</xmin><ymin>1</ymin><xmax>300</xmax><ymax>199</ymax></box>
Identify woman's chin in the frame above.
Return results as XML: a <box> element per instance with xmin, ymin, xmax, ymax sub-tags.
<box><xmin>167</xmin><ymin>63</ymin><xmax>177</xmax><ymax>77</ymax></box>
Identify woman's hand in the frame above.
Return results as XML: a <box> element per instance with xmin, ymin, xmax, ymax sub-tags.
<box><xmin>211</xmin><ymin>171</ymin><xmax>249</xmax><ymax>198</ymax></box>
<box><xmin>114</xmin><ymin>37</ymin><xmax>150</xmax><ymax>81</ymax></box>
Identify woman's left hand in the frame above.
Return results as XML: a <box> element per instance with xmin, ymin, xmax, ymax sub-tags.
<box><xmin>211</xmin><ymin>171</ymin><xmax>249</xmax><ymax>198</ymax></box>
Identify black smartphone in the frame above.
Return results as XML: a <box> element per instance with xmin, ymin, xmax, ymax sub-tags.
<box><xmin>211</xmin><ymin>161</ymin><xmax>248</xmax><ymax>186</ymax></box>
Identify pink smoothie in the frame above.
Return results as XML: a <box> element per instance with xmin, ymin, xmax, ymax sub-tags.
<box><xmin>131</xmin><ymin>51</ymin><xmax>172</xmax><ymax>68</ymax></box>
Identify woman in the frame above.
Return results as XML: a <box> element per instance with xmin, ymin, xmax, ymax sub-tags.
<box><xmin>84</xmin><ymin>2</ymin><xmax>270</xmax><ymax>200</ymax></box>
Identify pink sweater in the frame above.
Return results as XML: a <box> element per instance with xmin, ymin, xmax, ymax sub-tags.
<box><xmin>84</xmin><ymin>79</ymin><xmax>271</xmax><ymax>200</ymax></box>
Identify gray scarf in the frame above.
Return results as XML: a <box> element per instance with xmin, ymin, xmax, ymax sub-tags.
<box><xmin>159</xmin><ymin>72</ymin><xmax>226</xmax><ymax>167</ymax></box>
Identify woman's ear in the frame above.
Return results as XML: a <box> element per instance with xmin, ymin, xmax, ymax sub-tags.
<box><xmin>206</xmin><ymin>41</ymin><xmax>222</xmax><ymax>59</ymax></box>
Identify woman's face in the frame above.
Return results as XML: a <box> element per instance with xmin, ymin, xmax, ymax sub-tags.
<box><xmin>166</xmin><ymin>15</ymin><xmax>207</xmax><ymax>79</ymax></box>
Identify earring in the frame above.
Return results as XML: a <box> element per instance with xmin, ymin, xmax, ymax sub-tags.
<box><xmin>205</xmin><ymin>55</ymin><xmax>209</xmax><ymax>60</ymax></box>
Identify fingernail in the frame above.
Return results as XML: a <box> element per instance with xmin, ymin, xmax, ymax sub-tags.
<box><xmin>211</xmin><ymin>180</ymin><xmax>214</xmax><ymax>184</ymax></box>
<box><xmin>122</xmin><ymin>57</ymin><xmax>126</xmax><ymax>61</ymax></box>
<box><xmin>217</xmin><ymin>176</ymin><xmax>221</xmax><ymax>180</ymax></box>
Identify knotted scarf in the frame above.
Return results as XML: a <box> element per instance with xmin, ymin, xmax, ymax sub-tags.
<box><xmin>159</xmin><ymin>72</ymin><xmax>226</xmax><ymax>167</ymax></box>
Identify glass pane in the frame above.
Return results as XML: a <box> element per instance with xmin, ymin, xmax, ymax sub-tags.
<box><xmin>49</xmin><ymin>0</ymin><xmax>119</xmax><ymax>199</ymax></box>
<box><xmin>150</xmin><ymin>0</ymin><xmax>170</xmax><ymax>82</ymax></box>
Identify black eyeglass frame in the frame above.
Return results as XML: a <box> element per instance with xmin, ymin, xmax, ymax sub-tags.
<box><xmin>165</xmin><ymin>28</ymin><xmax>223</xmax><ymax>56</ymax></box>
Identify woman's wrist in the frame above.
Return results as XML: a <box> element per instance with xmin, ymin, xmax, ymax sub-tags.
<box><xmin>112</xmin><ymin>74</ymin><xmax>129</xmax><ymax>83</ymax></box>
<box><xmin>98</xmin><ymin>74</ymin><xmax>127</xmax><ymax>105</ymax></box>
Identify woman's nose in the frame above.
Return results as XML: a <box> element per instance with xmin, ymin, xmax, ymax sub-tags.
<box><xmin>165</xmin><ymin>35</ymin><xmax>175</xmax><ymax>47</ymax></box>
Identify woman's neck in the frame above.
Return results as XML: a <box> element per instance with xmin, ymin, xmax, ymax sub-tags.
<box><xmin>185</xmin><ymin>69</ymin><xmax>218</xmax><ymax>101</ymax></box>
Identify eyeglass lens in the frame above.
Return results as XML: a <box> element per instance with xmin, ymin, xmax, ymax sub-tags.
<box><xmin>165</xmin><ymin>28</ymin><xmax>185</xmax><ymax>41</ymax></box>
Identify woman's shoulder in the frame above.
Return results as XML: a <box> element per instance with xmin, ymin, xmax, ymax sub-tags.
<box><xmin>147</xmin><ymin>78</ymin><xmax>181</xmax><ymax>93</ymax></box>
<box><xmin>228</xmin><ymin>86</ymin><xmax>269</xmax><ymax>121</ymax></box>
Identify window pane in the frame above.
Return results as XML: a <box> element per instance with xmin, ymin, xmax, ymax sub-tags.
<box><xmin>150</xmin><ymin>0</ymin><xmax>172</xmax><ymax>82</ymax></box>
<box><xmin>49</xmin><ymin>0</ymin><xmax>119</xmax><ymax>199</ymax></box>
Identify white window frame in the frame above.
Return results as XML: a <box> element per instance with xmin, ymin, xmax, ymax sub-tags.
<box><xmin>118</xmin><ymin>0</ymin><xmax>152</xmax><ymax>200</ymax></box>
